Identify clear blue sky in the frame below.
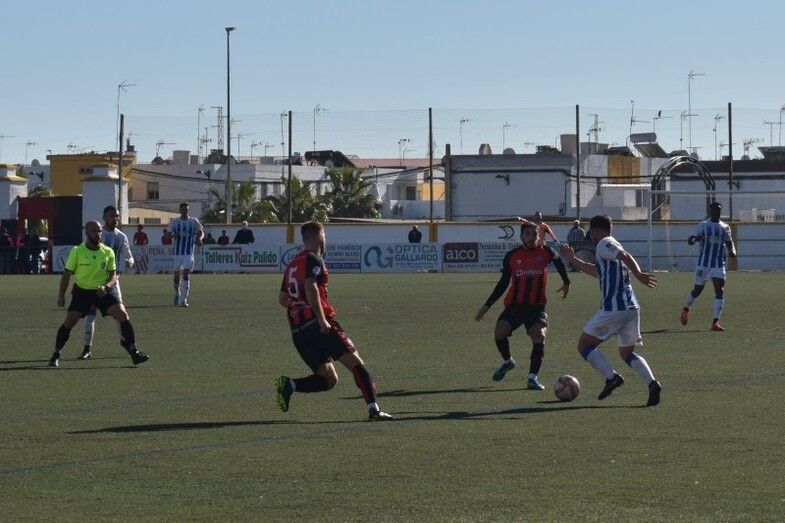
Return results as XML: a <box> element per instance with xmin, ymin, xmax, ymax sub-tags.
<box><xmin>2</xmin><ymin>0</ymin><xmax>784</xmax><ymax>163</ymax></box>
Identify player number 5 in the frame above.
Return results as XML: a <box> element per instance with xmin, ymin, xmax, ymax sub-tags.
<box><xmin>287</xmin><ymin>267</ymin><xmax>299</xmax><ymax>299</ymax></box>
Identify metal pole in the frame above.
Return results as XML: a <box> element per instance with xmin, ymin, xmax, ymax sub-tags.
<box><xmin>575</xmin><ymin>105</ymin><xmax>581</xmax><ymax>221</ymax></box>
<box><xmin>225</xmin><ymin>27</ymin><xmax>235</xmax><ymax>225</ymax></box>
<box><xmin>287</xmin><ymin>110</ymin><xmax>293</xmax><ymax>226</ymax></box>
<box><xmin>688</xmin><ymin>74</ymin><xmax>692</xmax><ymax>151</ymax></box>
<box><xmin>728</xmin><ymin>102</ymin><xmax>734</xmax><ymax>221</ymax></box>
<box><xmin>117</xmin><ymin>114</ymin><xmax>124</xmax><ymax>224</ymax></box>
<box><xmin>428</xmin><ymin>107</ymin><xmax>434</xmax><ymax>224</ymax></box>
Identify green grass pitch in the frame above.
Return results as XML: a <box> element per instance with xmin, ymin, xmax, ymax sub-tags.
<box><xmin>1</xmin><ymin>272</ymin><xmax>784</xmax><ymax>520</ymax></box>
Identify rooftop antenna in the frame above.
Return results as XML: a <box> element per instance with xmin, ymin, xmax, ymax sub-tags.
<box><xmin>397</xmin><ymin>137</ymin><xmax>411</xmax><ymax>163</ymax></box>
<box><xmin>522</xmin><ymin>141</ymin><xmax>536</xmax><ymax>152</ymax></box>
<box><xmin>742</xmin><ymin>137</ymin><xmax>762</xmax><ymax>159</ymax></box>
<box><xmin>197</xmin><ymin>105</ymin><xmax>205</xmax><ymax>162</ymax></box>
<box><xmin>587</xmin><ymin>113</ymin><xmax>602</xmax><ymax>143</ymax></box>
<box><xmin>713</xmin><ymin>114</ymin><xmax>726</xmax><ymax>160</ymax></box>
<box><xmin>116</xmin><ymin>81</ymin><xmax>136</xmax><ymax>150</ymax></box>
<box><xmin>313</xmin><ymin>104</ymin><xmax>327</xmax><ymax>152</ymax></box>
<box><xmin>155</xmin><ymin>140</ymin><xmax>176</xmax><ymax>157</ymax></box>
<box><xmin>502</xmin><ymin>121</ymin><xmax>517</xmax><ymax>150</ymax></box>
<box><xmin>652</xmin><ymin>110</ymin><xmax>672</xmax><ymax>133</ymax></box>
<box><xmin>459</xmin><ymin>116</ymin><xmax>471</xmax><ymax>154</ymax></box>
<box><xmin>24</xmin><ymin>140</ymin><xmax>37</xmax><ymax>164</ymax></box>
<box><xmin>763</xmin><ymin>120</ymin><xmax>777</xmax><ymax>146</ymax></box>
<box><xmin>779</xmin><ymin>105</ymin><xmax>785</xmax><ymax>146</ymax></box>
<box><xmin>628</xmin><ymin>100</ymin><xmax>649</xmax><ymax>142</ymax></box>
<box><xmin>233</xmin><ymin>132</ymin><xmax>253</xmax><ymax>158</ymax></box>
<box><xmin>211</xmin><ymin>106</ymin><xmax>224</xmax><ymax>150</ymax></box>
<box><xmin>0</xmin><ymin>134</ymin><xmax>16</xmax><ymax>162</ymax></box>
<box><xmin>679</xmin><ymin>110</ymin><xmax>697</xmax><ymax>150</ymax></box>
<box><xmin>200</xmin><ymin>127</ymin><xmax>212</xmax><ymax>159</ymax></box>
<box><xmin>687</xmin><ymin>69</ymin><xmax>704</xmax><ymax>151</ymax></box>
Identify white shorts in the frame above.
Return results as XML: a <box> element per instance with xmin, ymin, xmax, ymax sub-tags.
<box><xmin>695</xmin><ymin>266</ymin><xmax>726</xmax><ymax>285</ymax></box>
<box><xmin>173</xmin><ymin>254</ymin><xmax>195</xmax><ymax>271</ymax></box>
<box><xmin>583</xmin><ymin>308</ymin><xmax>642</xmax><ymax>347</ymax></box>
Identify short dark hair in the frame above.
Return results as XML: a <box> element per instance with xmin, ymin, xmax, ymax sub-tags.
<box><xmin>180</xmin><ymin>202</ymin><xmax>189</xmax><ymax>208</ymax></box>
<box><xmin>589</xmin><ymin>214</ymin><xmax>612</xmax><ymax>231</ymax></box>
<box><xmin>301</xmin><ymin>221</ymin><xmax>323</xmax><ymax>240</ymax></box>
<box><xmin>103</xmin><ymin>205</ymin><xmax>117</xmax><ymax>215</ymax></box>
<box><xmin>709</xmin><ymin>201</ymin><xmax>722</xmax><ymax>209</ymax></box>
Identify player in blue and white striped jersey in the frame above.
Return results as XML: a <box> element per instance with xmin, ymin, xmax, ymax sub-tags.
<box><xmin>80</xmin><ymin>205</ymin><xmax>135</xmax><ymax>360</ymax></box>
<box><xmin>681</xmin><ymin>201</ymin><xmax>737</xmax><ymax>331</ymax></box>
<box><xmin>561</xmin><ymin>215</ymin><xmax>662</xmax><ymax>406</ymax></box>
<box><xmin>168</xmin><ymin>202</ymin><xmax>204</xmax><ymax>307</ymax></box>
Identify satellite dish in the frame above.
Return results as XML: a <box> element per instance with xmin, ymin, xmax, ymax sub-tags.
<box><xmin>31</xmin><ymin>159</ymin><xmax>40</xmax><ymax>167</ymax></box>
<box><xmin>479</xmin><ymin>144</ymin><xmax>492</xmax><ymax>155</ymax></box>
<box><xmin>503</xmin><ymin>148</ymin><xmax>516</xmax><ymax>155</ymax></box>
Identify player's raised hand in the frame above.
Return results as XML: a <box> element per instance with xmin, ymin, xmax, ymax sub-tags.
<box><xmin>555</xmin><ymin>283</ymin><xmax>570</xmax><ymax>299</ymax></box>
<box><xmin>559</xmin><ymin>243</ymin><xmax>575</xmax><ymax>260</ymax></box>
<box><xmin>636</xmin><ymin>272</ymin><xmax>658</xmax><ymax>288</ymax></box>
<box><xmin>474</xmin><ymin>305</ymin><xmax>489</xmax><ymax>321</ymax></box>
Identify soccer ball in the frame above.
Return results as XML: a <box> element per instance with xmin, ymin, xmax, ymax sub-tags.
<box><xmin>553</xmin><ymin>375</ymin><xmax>580</xmax><ymax>402</ymax></box>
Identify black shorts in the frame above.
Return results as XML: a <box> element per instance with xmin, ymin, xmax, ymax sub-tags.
<box><xmin>291</xmin><ymin>320</ymin><xmax>356</xmax><ymax>373</ymax></box>
<box><xmin>497</xmin><ymin>304</ymin><xmax>548</xmax><ymax>332</ymax></box>
<box><xmin>68</xmin><ymin>285</ymin><xmax>120</xmax><ymax>317</ymax></box>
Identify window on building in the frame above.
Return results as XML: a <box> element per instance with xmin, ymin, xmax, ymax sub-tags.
<box><xmin>128</xmin><ymin>217</ymin><xmax>140</xmax><ymax>225</ymax></box>
<box><xmin>146</xmin><ymin>182</ymin><xmax>159</xmax><ymax>200</ymax></box>
<box><xmin>144</xmin><ymin>218</ymin><xmax>161</xmax><ymax>225</ymax></box>
<box><xmin>405</xmin><ymin>185</ymin><xmax>417</xmax><ymax>201</ymax></box>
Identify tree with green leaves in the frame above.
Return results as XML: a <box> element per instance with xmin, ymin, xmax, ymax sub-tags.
<box><xmin>202</xmin><ymin>180</ymin><xmax>279</xmax><ymax>224</ymax></box>
<box><xmin>323</xmin><ymin>167</ymin><xmax>381</xmax><ymax>219</ymax></box>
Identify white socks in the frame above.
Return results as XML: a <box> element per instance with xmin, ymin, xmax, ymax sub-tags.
<box><xmin>713</xmin><ymin>298</ymin><xmax>724</xmax><ymax>320</ymax></box>
<box><xmin>628</xmin><ymin>353</ymin><xmax>655</xmax><ymax>385</ymax></box>
<box><xmin>182</xmin><ymin>279</ymin><xmax>191</xmax><ymax>300</ymax></box>
<box><xmin>586</xmin><ymin>349</ymin><xmax>616</xmax><ymax>380</ymax></box>
<box><xmin>84</xmin><ymin>314</ymin><xmax>96</xmax><ymax>346</ymax></box>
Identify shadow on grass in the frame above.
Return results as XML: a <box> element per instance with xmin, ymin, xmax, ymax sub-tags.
<box><xmin>0</xmin><ymin>365</ymin><xmax>136</xmax><ymax>372</ymax></box>
<box><xmin>340</xmin><ymin>386</ymin><xmax>526</xmax><ymax>400</ymax></box>
<box><xmin>70</xmin><ymin>419</ymin><xmax>352</xmax><ymax>434</ymax></box>
<box><xmin>73</xmin><ymin>403</ymin><xmax>639</xmax><ymax>434</ymax></box>
<box><xmin>395</xmin><ymin>404</ymin><xmax>637</xmax><ymax>421</ymax></box>
<box><xmin>0</xmin><ymin>356</ymin><xmax>126</xmax><ymax>364</ymax></box>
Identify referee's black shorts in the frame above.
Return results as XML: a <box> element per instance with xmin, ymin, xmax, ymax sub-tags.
<box><xmin>68</xmin><ymin>285</ymin><xmax>120</xmax><ymax>317</ymax></box>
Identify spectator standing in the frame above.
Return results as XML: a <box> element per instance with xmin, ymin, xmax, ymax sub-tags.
<box><xmin>408</xmin><ymin>225</ymin><xmax>423</xmax><ymax>243</ymax></box>
<box><xmin>232</xmin><ymin>221</ymin><xmax>255</xmax><ymax>244</ymax></box>
<box><xmin>133</xmin><ymin>225</ymin><xmax>149</xmax><ymax>246</ymax></box>
<box><xmin>0</xmin><ymin>226</ymin><xmax>13</xmax><ymax>275</ymax></box>
<box><xmin>161</xmin><ymin>230</ymin><xmax>173</xmax><ymax>245</ymax></box>
<box><xmin>217</xmin><ymin>230</ymin><xmax>230</xmax><ymax>245</ymax></box>
<box><xmin>566</xmin><ymin>220</ymin><xmax>587</xmax><ymax>272</ymax></box>
<box><xmin>203</xmin><ymin>232</ymin><xmax>217</xmax><ymax>244</ymax></box>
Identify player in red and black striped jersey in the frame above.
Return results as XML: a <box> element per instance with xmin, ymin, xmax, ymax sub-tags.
<box><xmin>475</xmin><ymin>221</ymin><xmax>571</xmax><ymax>390</ymax></box>
<box><xmin>275</xmin><ymin>221</ymin><xmax>392</xmax><ymax>421</ymax></box>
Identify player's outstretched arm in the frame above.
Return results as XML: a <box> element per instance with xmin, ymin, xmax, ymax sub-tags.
<box><xmin>617</xmin><ymin>251</ymin><xmax>657</xmax><ymax>288</ymax></box>
<box><xmin>478</xmin><ymin>265</ymin><xmax>511</xmax><ymax>320</ymax></box>
<box><xmin>559</xmin><ymin>243</ymin><xmax>597</xmax><ymax>278</ymax></box>
<box><xmin>726</xmin><ymin>239</ymin><xmax>737</xmax><ymax>257</ymax></box>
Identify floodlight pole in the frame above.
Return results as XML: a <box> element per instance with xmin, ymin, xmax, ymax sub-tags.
<box><xmin>576</xmin><ymin>105</ymin><xmax>581</xmax><ymax>221</ymax></box>
<box><xmin>117</xmin><ymin>114</ymin><xmax>124</xmax><ymax>224</ymax></box>
<box><xmin>728</xmin><ymin>102</ymin><xmax>734</xmax><ymax>222</ymax></box>
<box><xmin>225</xmin><ymin>26</ymin><xmax>236</xmax><ymax>225</ymax></box>
<box><xmin>287</xmin><ymin>110</ymin><xmax>292</xmax><ymax>227</ymax></box>
<box><xmin>429</xmin><ymin>107</ymin><xmax>434</xmax><ymax>225</ymax></box>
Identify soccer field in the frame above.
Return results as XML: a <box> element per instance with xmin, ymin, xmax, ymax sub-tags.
<box><xmin>1</xmin><ymin>272</ymin><xmax>783</xmax><ymax>521</ymax></box>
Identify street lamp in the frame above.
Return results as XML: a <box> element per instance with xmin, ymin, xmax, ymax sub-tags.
<box><xmin>779</xmin><ymin>105</ymin><xmax>785</xmax><ymax>146</ymax></box>
<box><xmin>313</xmin><ymin>104</ymin><xmax>327</xmax><ymax>152</ymax></box>
<box><xmin>25</xmin><ymin>140</ymin><xmax>37</xmax><ymax>164</ymax></box>
<box><xmin>397</xmin><ymin>138</ymin><xmax>411</xmax><ymax>163</ymax></box>
<box><xmin>225</xmin><ymin>26</ymin><xmax>236</xmax><ymax>225</ymax></box>
<box><xmin>459</xmin><ymin>116</ymin><xmax>470</xmax><ymax>154</ymax></box>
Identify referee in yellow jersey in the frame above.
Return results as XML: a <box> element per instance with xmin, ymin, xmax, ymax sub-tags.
<box><xmin>49</xmin><ymin>220</ymin><xmax>149</xmax><ymax>367</ymax></box>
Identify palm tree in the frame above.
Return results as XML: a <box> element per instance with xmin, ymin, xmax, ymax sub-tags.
<box><xmin>202</xmin><ymin>180</ymin><xmax>279</xmax><ymax>223</ymax></box>
<box><xmin>323</xmin><ymin>167</ymin><xmax>381</xmax><ymax>218</ymax></box>
<box><xmin>266</xmin><ymin>176</ymin><xmax>328</xmax><ymax>223</ymax></box>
